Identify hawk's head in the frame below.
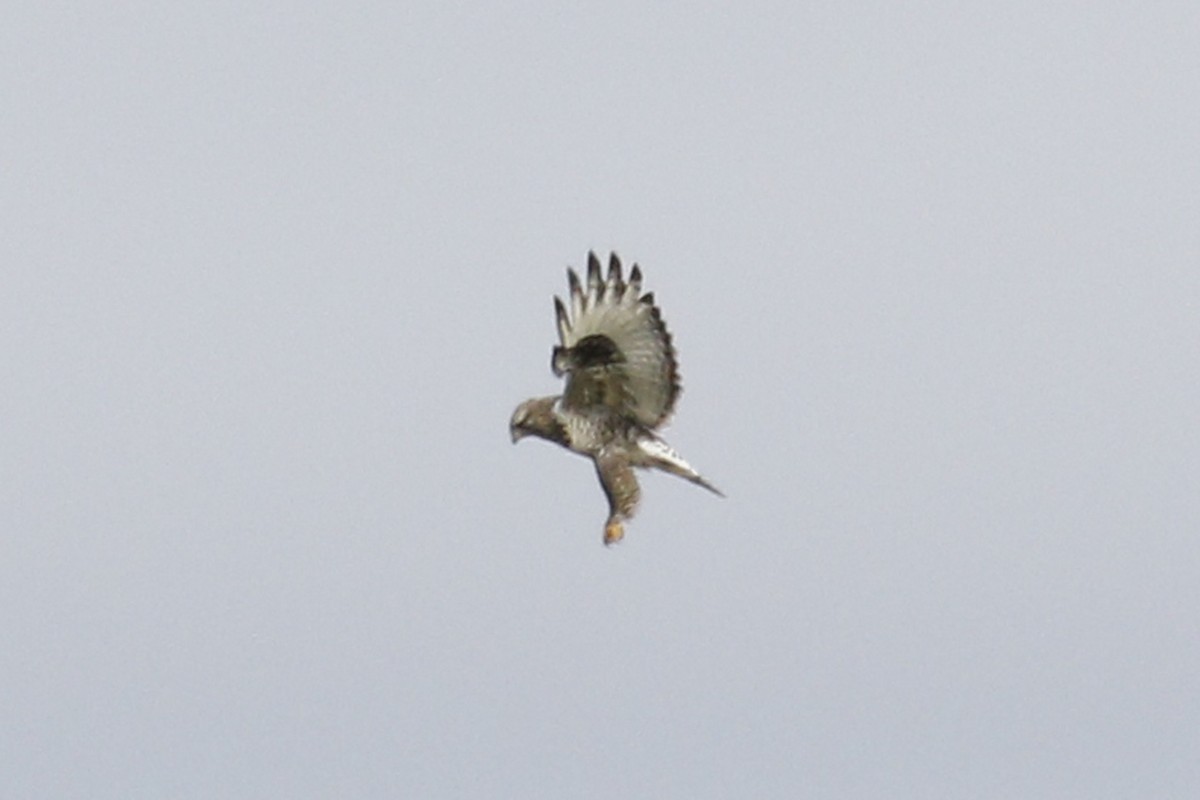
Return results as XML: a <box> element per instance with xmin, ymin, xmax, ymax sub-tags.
<box><xmin>509</xmin><ymin>396</ymin><xmax>566</xmax><ymax>446</ymax></box>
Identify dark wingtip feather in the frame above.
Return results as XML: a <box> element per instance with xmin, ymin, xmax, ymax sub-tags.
<box><xmin>586</xmin><ymin>251</ymin><xmax>604</xmax><ymax>301</ymax></box>
<box><xmin>554</xmin><ymin>295</ymin><xmax>569</xmax><ymax>338</ymax></box>
<box><xmin>608</xmin><ymin>253</ymin><xmax>623</xmax><ymax>284</ymax></box>
<box><xmin>567</xmin><ymin>268</ymin><xmax>582</xmax><ymax>300</ymax></box>
<box><xmin>640</xmin><ymin>291</ymin><xmax>655</xmax><ymax>306</ymax></box>
<box><xmin>630</xmin><ymin>264</ymin><xmax>642</xmax><ymax>284</ymax></box>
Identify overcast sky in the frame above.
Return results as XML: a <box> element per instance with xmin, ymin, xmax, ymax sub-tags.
<box><xmin>4</xmin><ymin>3</ymin><xmax>1198</xmax><ymax>798</ymax></box>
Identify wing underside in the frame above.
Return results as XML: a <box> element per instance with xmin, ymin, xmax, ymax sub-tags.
<box><xmin>553</xmin><ymin>252</ymin><xmax>680</xmax><ymax>428</ymax></box>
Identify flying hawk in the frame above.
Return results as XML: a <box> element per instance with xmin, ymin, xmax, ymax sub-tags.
<box><xmin>510</xmin><ymin>252</ymin><xmax>722</xmax><ymax>545</ymax></box>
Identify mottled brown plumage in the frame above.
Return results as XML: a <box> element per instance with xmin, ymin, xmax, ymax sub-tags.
<box><xmin>510</xmin><ymin>252</ymin><xmax>721</xmax><ymax>545</ymax></box>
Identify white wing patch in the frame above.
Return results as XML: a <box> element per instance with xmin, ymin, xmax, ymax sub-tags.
<box><xmin>636</xmin><ymin>436</ymin><xmax>695</xmax><ymax>475</ymax></box>
<box><xmin>636</xmin><ymin>435</ymin><xmax>724</xmax><ymax>497</ymax></box>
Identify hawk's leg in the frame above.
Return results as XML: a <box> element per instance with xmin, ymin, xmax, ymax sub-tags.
<box><xmin>595</xmin><ymin>448</ymin><xmax>640</xmax><ymax>547</ymax></box>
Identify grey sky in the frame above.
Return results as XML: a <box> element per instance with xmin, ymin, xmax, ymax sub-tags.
<box><xmin>3</xmin><ymin>3</ymin><xmax>1198</xmax><ymax>798</ymax></box>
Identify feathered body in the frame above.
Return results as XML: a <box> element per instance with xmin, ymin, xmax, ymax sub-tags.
<box><xmin>510</xmin><ymin>252</ymin><xmax>721</xmax><ymax>545</ymax></box>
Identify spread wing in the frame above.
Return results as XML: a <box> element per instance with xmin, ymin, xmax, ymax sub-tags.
<box><xmin>551</xmin><ymin>252</ymin><xmax>680</xmax><ymax>428</ymax></box>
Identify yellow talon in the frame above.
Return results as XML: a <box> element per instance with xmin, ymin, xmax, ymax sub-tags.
<box><xmin>604</xmin><ymin>520</ymin><xmax>625</xmax><ymax>546</ymax></box>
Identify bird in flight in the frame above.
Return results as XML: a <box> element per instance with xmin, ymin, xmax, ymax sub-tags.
<box><xmin>510</xmin><ymin>252</ymin><xmax>722</xmax><ymax>545</ymax></box>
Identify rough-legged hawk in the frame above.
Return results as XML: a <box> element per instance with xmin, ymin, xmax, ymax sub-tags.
<box><xmin>510</xmin><ymin>252</ymin><xmax>722</xmax><ymax>545</ymax></box>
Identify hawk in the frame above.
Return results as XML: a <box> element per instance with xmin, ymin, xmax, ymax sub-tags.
<box><xmin>510</xmin><ymin>252</ymin><xmax>722</xmax><ymax>545</ymax></box>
